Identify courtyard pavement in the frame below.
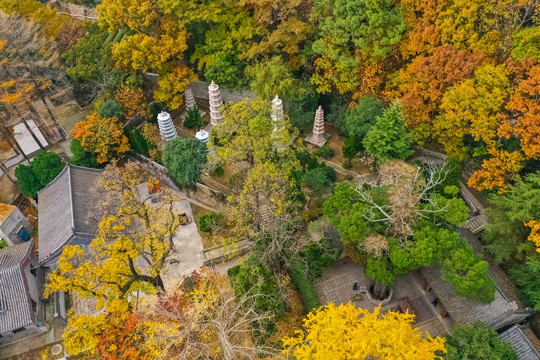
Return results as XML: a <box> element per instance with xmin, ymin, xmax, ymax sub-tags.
<box><xmin>160</xmin><ymin>199</ymin><xmax>204</xmax><ymax>292</ymax></box>
<box><xmin>313</xmin><ymin>257</ymin><xmax>454</xmax><ymax>338</ymax></box>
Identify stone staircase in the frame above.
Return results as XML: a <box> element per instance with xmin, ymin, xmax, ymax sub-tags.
<box><xmin>466</xmin><ymin>214</ymin><xmax>487</xmax><ymax>234</ymax></box>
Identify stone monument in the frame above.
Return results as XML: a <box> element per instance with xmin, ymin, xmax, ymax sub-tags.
<box><xmin>184</xmin><ymin>86</ymin><xmax>196</xmax><ymax>110</ymax></box>
<box><xmin>208</xmin><ymin>81</ymin><xmax>223</xmax><ymax>127</ymax></box>
<box><xmin>271</xmin><ymin>95</ymin><xmax>284</xmax><ymax>122</ymax></box>
<box><xmin>157</xmin><ymin>111</ymin><xmax>177</xmax><ymax>142</ymax></box>
<box><xmin>305</xmin><ymin>106</ymin><xmax>328</xmax><ymax>147</ymax></box>
<box><xmin>195</xmin><ymin>129</ymin><xmax>210</xmax><ymax>145</ymax></box>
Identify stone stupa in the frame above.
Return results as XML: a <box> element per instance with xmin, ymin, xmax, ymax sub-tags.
<box><xmin>208</xmin><ymin>81</ymin><xmax>223</xmax><ymax>127</ymax></box>
<box><xmin>157</xmin><ymin>111</ymin><xmax>177</xmax><ymax>142</ymax></box>
<box><xmin>184</xmin><ymin>86</ymin><xmax>196</xmax><ymax>110</ymax></box>
<box><xmin>305</xmin><ymin>106</ymin><xmax>328</xmax><ymax>147</ymax></box>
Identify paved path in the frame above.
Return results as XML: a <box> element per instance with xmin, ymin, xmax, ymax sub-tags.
<box><xmin>313</xmin><ymin>258</ymin><xmax>453</xmax><ymax>338</ymax></box>
<box><xmin>161</xmin><ymin>199</ymin><xmax>204</xmax><ymax>292</ymax></box>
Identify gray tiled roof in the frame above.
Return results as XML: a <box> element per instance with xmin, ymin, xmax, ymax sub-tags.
<box><xmin>0</xmin><ymin>241</ymin><xmax>35</xmax><ymax>334</ymax></box>
<box><xmin>420</xmin><ymin>228</ymin><xmax>525</xmax><ymax>329</ymax></box>
<box><xmin>37</xmin><ymin>165</ymin><xmax>102</xmax><ymax>264</ymax></box>
<box><xmin>421</xmin><ymin>266</ymin><xmax>518</xmax><ymax>328</ymax></box>
<box><xmin>500</xmin><ymin>325</ymin><xmax>540</xmax><ymax>360</ymax></box>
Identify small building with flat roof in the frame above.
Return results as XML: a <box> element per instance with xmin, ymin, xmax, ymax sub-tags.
<box><xmin>0</xmin><ymin>203</ymin><xmax>33</xmax><ymax>247</ymax></box>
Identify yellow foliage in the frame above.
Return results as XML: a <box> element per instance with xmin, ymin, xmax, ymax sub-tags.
<box><xmin>282</xmin><ymin>302</ymin><xmax>446</xmax><ymax>360</ymax></box>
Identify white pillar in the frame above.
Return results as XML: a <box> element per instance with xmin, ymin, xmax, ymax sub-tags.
<box><xmin>208</xmin><ymin>81</ymin><xmax>223</xmax><ymax>126</ymax></box>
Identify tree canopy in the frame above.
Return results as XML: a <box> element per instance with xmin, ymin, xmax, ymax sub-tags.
<box><xmin>282</xmin><ymin>302</ymin><xmax>446</xmax><ymax>359</ymax></box>
<box><xmin>162</xmin><ymin>137</ymin><xmax>208</xmax><ymax>187</ymax></box>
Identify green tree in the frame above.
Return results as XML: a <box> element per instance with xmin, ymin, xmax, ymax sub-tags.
<box><xmin>127</xmin><ymin>128</ymin><xmax>149</xmax><ymax>157</ymax></box>
<box><xmin>203</xmin><ymin>51</ymin><xmax>245</xmax><ymax>89</ymax></box>
<box><xmin>162</xmin><ymin>137</ymin><xmax>208</xmax><ymax>187</ymax></box>
<box><xmin>510</xmin><ymin>258</ymin><xmax>540</xmax><ymax>310</ymax></box>
<box><xmin>31</xmin><ymin>151</ymin><xmax>65</xmax><ymax>186</ymax></box>
<box><xmin>442</xmin><ymin>322</ymin><xmax>517</xmax><ymax>360</ymax></box>
<box><xmin>482</xmin><ymin>171</ymin><xmax>540</xmax><ymax>266</ymax></box>
<box><xmin>311</xmin><ymin>0</ymin><xmax>405</xmax><ymax>93</ymax></box>
<box><xmin>98</xmin><ymin>99</ymin><xmax>123</xmax><ymax>119</ymax></box>
<box><xmin>69</xmin><ymin>139</ymin><xmax>99</xmax><ymax>169</ymax></box>
<box><xmin>14</xmin><ymin>164</ymin><xmax>42</xmax><ymax>199</ymax></box>
<box><xmin>183</xmin><ymin>106</ymin><xmax>202</xmax><ymax>129</ymax></box>
<box><xmin>511</xmin><ymin>26</ymin><xmax>540</xmax><ymax>61</ymax></box>
<box><xmin>245</xmin><ymin>56</ymin><xmax>305</xmax><ymax>101</ymax></box>
<box><xmin>342</xmin><ymin>137</ymin><xmax>362</xmax><ymax>167</ymax></box>
<box><xmin>345</xmin><ymin>95</ymin><xmax>384</xmax><ymax>141</ymax></box>
<box><xmin>363</xmin><ymin>101</ymin><xmax>413</xmax><ymax>162</ymax></box>
<box><xmin>210</xmin><ymin>100</ymin><xmax>296</xmax><ymax>166</ymax></box>
<box><xmin>303</xmin><ymin>167</ymin><xmax>332</xmax><ymax>206</ymax></box>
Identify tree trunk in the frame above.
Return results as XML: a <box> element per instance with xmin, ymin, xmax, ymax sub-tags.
<box><xmin>373</xmin><ymin>282</ymin><xmax>388</xmax><ymax>300</ymax></box>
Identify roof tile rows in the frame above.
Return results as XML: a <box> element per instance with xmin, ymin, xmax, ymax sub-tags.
<box><xmin>0</xmin><ymin>240</ymin><xmax>34</xmax><ymax>334</ymax></box>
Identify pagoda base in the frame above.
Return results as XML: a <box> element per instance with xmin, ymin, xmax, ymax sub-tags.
<box><xmin>305</xmin><ymin>133</ymin><xmax>329</xmax><ymax>147</ymax></box>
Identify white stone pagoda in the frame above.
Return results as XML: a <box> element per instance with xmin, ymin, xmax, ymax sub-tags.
<box><xmin>195</xmin><ymin>129</ymin><xmax>210</xmax><ymax>145</ymax></box>
<box><xmin>208</xmin><ymin>81</ymin><xmax>223</xmax><ymax>127</ymax></box>
<box><xmin>271</xmin><ymin>95</ymin><xmax>284</xmax><ymax>122</ymax></box>
<box><xmin>157</xmin><ymin>111</ymin><xmax>177</xmax><ymax>142</ymax></box>
<box><xmin>305</xmin><ymin>106</ymin><xmax>328</xmax><ymax>147</ymax></box>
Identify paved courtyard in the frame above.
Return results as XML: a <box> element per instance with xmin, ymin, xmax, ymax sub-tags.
<box><xmin>313</xmin><ymin>257</ymin><xmax>454</xmax><ymax>338</ymax></box>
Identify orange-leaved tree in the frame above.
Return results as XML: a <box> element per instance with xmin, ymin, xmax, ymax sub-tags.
<box><xmin>499</xmin><ymin>63</ymin><xmax>540</xmax><ymax>159</ymax></box>
<box><xmin>71</xmin><ymin>113</ymin><xmax>130</xmax><ymax>163</ymax></box>
<box><xmin>386</xmin><ymin>45</ymin><xmax>484</xmax><ymax>143</ymax></box>
<box><xmin>282</xmin><ymin>302</ymin><xmax>446</xmax><ymax>360</ymax></box>
<box><xmin>115</xmin><ymin>85</ymin><xmax>150</xmax><ymax>119</ymax></box>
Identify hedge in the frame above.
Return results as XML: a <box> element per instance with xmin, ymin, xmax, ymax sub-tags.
<box><xmin>290</xmin><ymin>260</ymin><xmax>321</xmax><ymax>312</ymax></box>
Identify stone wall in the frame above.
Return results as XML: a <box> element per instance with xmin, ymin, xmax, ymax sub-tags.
<box><xmin>128</xmin><ymin>153</ymin><xmax>227</xmax><ymax>211</ymax></box>
<box><xmin>51</xmin><ymin>1</ymin><xmax>98</xmax><ymax>19</ymax></box>
<box><xmin>189</xmin><ymin>81</ymin><xmax>255</xmax><ymax>104</ymax></box>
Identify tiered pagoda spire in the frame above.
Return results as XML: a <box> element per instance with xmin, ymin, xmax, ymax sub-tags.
<box><xmin>272</xmin><ymin>95</ymin><xmax>284</xmax><ymax>122</ymax></box>
<box><xmin>208</xmin><ymin>81</ymin><xmax>223</xmax><ymax>126</ymax></box>
<box><xmin>305</xmin><ymin>106</ymin><xmax>327</xmax><ymax>147</ymax></box>
<box><xmin>184</xmin><ymin>86</ymin><xmax>196</xmax><ymax>110</ymax></box>
<box><xmin>157</xmin><ymin>111</ymin><xmax>177</xmax><ymax>142</ymax></box>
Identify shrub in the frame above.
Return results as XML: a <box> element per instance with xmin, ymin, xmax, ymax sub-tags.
<box><xmin>320</xmin><ymin>165</ymin><xmax>336</xmax><ymax>182</ymax></box>
<box><xmin>229</xmin><ymin>169</ymin><xmax>248</xmax><ymax>191</ymax></box>
<box><xmin>70</xmin><ymin>139</ymin><xmax>99</xmax><ymax>168</ymax></box>
<box><xmin>0</xmin><ymin>238</ymin><xmax>8</xmax><ymax>249</ymax></box>
<box><xmin>98</xmin><ymin>99</ymin><xmax>123</xmax><ymax>119</ymax></box>
<box><xmin>15</xmin><ymin>164</ymin><xmax>42</xmax><ymax>199</ymax></box>
<box><xmin>211</xmin><ymin>166</ymin><xmax>224</xmax><ymax>177</ymax></box>
<box><xmin>290</xmin><ymin>260</ymin><xmax>321</xmax><ymax>312</ymax></box>
<box><xmin>183</xmin><ymin>106</ymin><xmax>202</xmax><ymax>129</ymax></box>
<box><xmin>301</xmin><ymin>238</ymin><xmax>340</xmax><ymax>278</ymax></box>
<box><xmin>127</xmin><ymin>128</ymin><xmax>149</xmax><ymax>156</ymax></box>
<box><xmin>198</xmin><ymin>212</ymin><xmax>220</xmax><ymax>233</ymax></box>
<box><xmin>315</xmin><ymin>144</ymin><xmax>335</xmax><ymax>159</ymax></box>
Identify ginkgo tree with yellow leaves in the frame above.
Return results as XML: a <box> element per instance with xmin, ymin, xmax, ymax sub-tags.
<box><xmin>282</xmin><ymin>302</ymin><xmax>446</xmax><ymax>360</ymax></box>
<box><xmin>46</xmin><ymin>162</ymin><xmax>181</xmax><ymax>312</ymax></box>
